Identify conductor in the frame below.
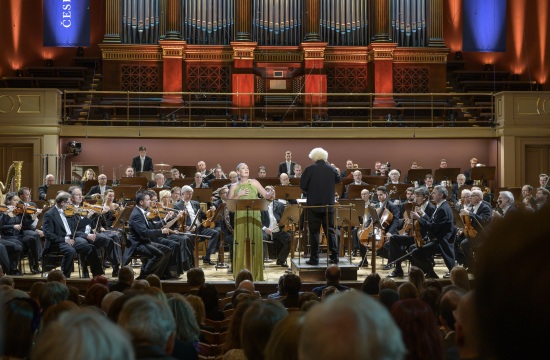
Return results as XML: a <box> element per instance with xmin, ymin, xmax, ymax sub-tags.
<box><xmin>300</xmin><ymin>148</ymin><xmax>342</xmax><ymax>265</ymax></box>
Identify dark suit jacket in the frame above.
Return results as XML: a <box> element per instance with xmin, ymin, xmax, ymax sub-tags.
<box><xmin>38</xmin><ymin>185</ymin><xmax>48</xmax><ymax>200</ymax></box>
<box><xmin>300</xmin><ymin>160</ymin><xmax>341</xmax><ymax>213</ymax></box>
<box><xmin>85</xmin><ymin>185</ymin><xmax>113</xmax><ymax>199</ymax></box>
<box><xmin>278</xmin><ymin>161</ymin><xmax>296</xmax><ymax>176</ymax></box>
<box><xmin>174</xmin><ymin>200</ymin><xmax>204</xmax><ymax>227</ymax></box>
<box><xmin>261</xmin><ymin>200</ymin><xmax>285</xmax><ymax>229</ymax></box>
<box><xmin>125</xmin><ymin>206</ymin><xmax>164</xmax><ymax>264</ymax></box>
<box><xmin>190</xmin><ymin>181</ymin><xmax>210</xmax><ymax>189</ymax></box>
<box><xmin>131</xmin><ymin>155</ymin><xmax>154</xmax><ymax>172</ymax></box>
<box><xmin>377</xmin><ymin>201</ymin><xmax>401</xmax><ymax>235</ymax></box>
<box><xmin>42</xmin><ymin>206</ymin><xmax>79</xmax><ymax>249</ymax></box>
<box><xmin>418</xmin><ymin>200</ymin><xmax>454</xmax><ymax>244</ymax></box>
<box><xmin>469</xmin><ymin>201</ymin><xmax>492</xmax><ymax>231</ymax></box>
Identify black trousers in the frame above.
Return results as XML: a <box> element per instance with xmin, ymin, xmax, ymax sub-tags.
<box><xmin>306</xmin><ymin>209</ymin><xmax>338</xmax><ymax>262</ymax></box>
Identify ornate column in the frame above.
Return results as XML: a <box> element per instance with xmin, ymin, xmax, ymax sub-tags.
<box><xmin>427</xmin><ymin>0</ymin><xmax>446</xmax><ymax>47</ymax></box>
<box><xmin>303</xmin><ymin>0</ymin><xmax>321</xmax><ymax>42</ymax></box>
<box><xmin>301</xmin><ymin>43</ymin><xmax>328</xmax><ymax>121</ymax></box>
<box><xmin>160</xmin><ymin>41</ymin><xmax>186</xmax><ymax>104</ymax></box>
<box><xmin>235</xmin><ymin>0</ymin><xmax>252</xmax><ymax>41</ymax></box>
<box><xmin>103</xmin><ymin>0</ymin><xmax>122</xmax><ymax>42</ymax></box>
<box><xmin>372</xmin><ymin>0</ymin><xmax>390</xmax><ymax>42</ymax></box>
<box><xmin>231</xmin><ymin>42</ymin><xmax>257</xmax><ymax>118</ymax></box>
<box><xmin>368</xmin><ymin>44</ymin><xmax>397</xmax><ymax>107</ymax></box>
<box><xmin>164</xmin><ymin>0</ymin><xmax>182</xmax><ymax>40</ymax></box>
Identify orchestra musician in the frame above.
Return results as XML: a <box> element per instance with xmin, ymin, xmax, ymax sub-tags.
<box><xmin>343</xmin><ymin>170</ymin><xmax>367</xmax><ymax>199</ymax></box>
<box><xmin>38</xmin><ymin>174</ymin><xmax>55</xmax><ymax>201</ymax></box>
<box><xmin>80</xmin><ymin>168</ymin><xmax>96</xmax><ymax>188</ymax></box>
<box><xmin>451</xmin><ymin>174</ymin><xmax>467</xmax><ymax>204</ymax></box>
<box><xmin>42</xmin><ymin>191</ymin><xmax>104</xmax><ymax>279</ymax></box>
<box><xmin>351</xmin><ymin>189</ymin><xmax>372</xmax><ymax>267</ymax></box>
<box><xmin>1</xmin><ymin>192</ymin><xmax>39</xmax><ymax>274</ymax></box>
<box><xmin>492</xmin><ymin>191</ymin><xmax>518</xmax><ymax>219</ymax></box>
<box><xmin>228</xmin><ymin>171</ymin><xmax>238</xmax><ymax>186</ymax></box>
<box><xmin>124</xmin><ymin>190</ymin><xmax>172</xmax><ymax>279</ymax></box>
<box><xmin>0</xmin><ymin>208</ymin><xmax>20</xmax><ymax>275</ymax></box>
<box><xmin>197</xmin><ymin>160</ymin><xmax>208</xmax><ymax>180</ymax></box>
<box><xmin>191</xmin><ymin>172</ymin><xmax>210</xmax><ymax>189</ymax></box>
<box><xmin>535</xmin><ymin>187</ymin><xmax>549</xmax><ymax>210</ymax></box>
<box><xmin>257</xmin><ymin>166</ymin><xmax>267</xmax><ymax>178</ymax></box>
<box><xmin>372</xmin><ymin>161</ymin><xmax>382</xmax><ymax>176</ymax></box>
<box><xmin>85</xmin><ymin>174</ymin><xmax>112</xmax><ymax>200</ymax></box>
<box><xmin>409</xmin><ymin>185</ymin><xmax>456</xmax><ymax>279</ymax></box>
<box><xmin>131</xmin><ymin>146</ymin><xmax>154</xmax><ymax>173</ymax></box>
<box><xmin>340</xmin><ymin>159</ymin><xmax>354</xmax><ymax>178</ymax></box>
<box><xmin>423</xmin><ymin>174</ymin><xmax>435</xmax><ymax>192</ymax></box>
<box><xmin>208</xmin><ymin>167</ymin><xmax>226</xmax><ymax>187</ymax></box>
<box><xmin>174</xmin><ymin>186</ymin><xmax>220</xmax><ymax>266</ymax></box>
<box><xmin>68</xmin><ymin>186</ymin><xmax>120</xmax><ymax>278</ymax></box>
<box><xmin>278</xmin><ymin>150</ymin><xmax>296</xmax><ymax>177</ymax></box>
<box><xmin>539</xmin><ymin>173</ymin><xmax>550</xmax><ymax>191</ymax></box>
<box><xmin>149</xmin><ymin>173</ymin><xmax>170</xmax><ymax>189</ymax></box>
<box><xmin>17</xmin><ymin>187</ymin><xmax>44</xmax><ymax>268</ymax></box>
<box><xmin>459</xmin><ymin>189</ymin><xmax>492</xmax><ymax>271</ymax></box>
<box><xmin>211</xmin><ymin>186</ymin><xmax>234</xmax><ymax>272</ymax></box>
<box><xmin>463</xmin><ymin>157</ymin><xmax>478</xmax><ymax>185</ymax></box>
<box><xmin>170</xmin><ymin>187</ymin><xmax>182</xmax><ymax>205</ymax></box>
<box><xmin>387</xmin><ymin>186</ymin><xmax>435</xmax><ymax>277</ymax></box>
<box><xmin>261</xmin><ymin>186</ymin><xmax>291</xmax><ymax>267</ymax></box>
<box><xmin>521</xmin><ymin>185</ymin><xmax>537</xmax><ymax>210</ymax></box>
<box><xmin>165</xmin><ymin>168</ymin><xmax>182</xmax><ymax>188</ymax></box>
<box><xmin>293</xmin><ymin>164</ymin><xmax>302</xmax><ymax>178</ymax></box>
<box><xmin>124</xmin><ymin>166</ymin><xmax>135</xmax><ymax>177</ymax></box>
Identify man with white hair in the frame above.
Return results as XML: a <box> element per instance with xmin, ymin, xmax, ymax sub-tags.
<box><xmin>300</xmin><ymin>147</ymin><xmax>341</xmax><ymax>265</ymax></box>
<box><xmin>492</xmin><ymin>191</ymin><xmax>517</xmax><ymax>218</ymax></box>
<box><xmin>299</xmin><ymin>291</ymin><xmax>405</xmax><ymax>360</ymax></box>
<box><xmin>118</xmin><ymin>295</ymin><xmax>176</xmax><ymax>359</ymax></box>
<box><xmin>459</xmin><ymin>189</ymin><xmax>492</xmax><ymax>271</ymax></box>
<box><xmin>38</xmin><ymin>174</ymin><xmax>55</xmax><ymax>200</ymax></box>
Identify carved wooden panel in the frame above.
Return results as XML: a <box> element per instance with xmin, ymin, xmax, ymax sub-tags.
<box><xmin>121</xmin><ymin>65</ymin><xmax>160</xmax><ymax>92</ymax></box>
<box><xmin>393</xmin><ymin>67</ymin><xmax>430</xmax><ymax>93</ymax></box>
<box><xmin>186</xmin><ymin>65</ymin><xmax>231</xmax><ymax>100</ymax></box>
<box><xmin>327</xmin><ymin>67</ymin><xmax>369</xmax><ymax>102</ymax></box>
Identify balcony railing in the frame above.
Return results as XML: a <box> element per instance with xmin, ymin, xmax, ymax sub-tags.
<box><xmin>62</xmin><ymin>91</ymin><xmax>495</xmax><ymax>127</ymax></box>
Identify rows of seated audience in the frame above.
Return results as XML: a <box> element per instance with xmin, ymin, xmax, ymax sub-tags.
<box><xmin>2</xmin><ymin>204</ymin><xmax>549</xmax><ymax>360</ymax></box>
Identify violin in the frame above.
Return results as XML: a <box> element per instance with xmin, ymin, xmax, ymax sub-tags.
<box><xmin>461</xmin><ymin>213</ymin><xmax>477</xmax><ymax>238</ymax></box>
<box><xmin>202</xmin><ymin>209</ymin><xmax>216</xmax><ymax>229</ymax></box>
<box><xmin>63</xmin><ymin>204</ymin><xmax>88</xmax><ymax>217</ymax></box>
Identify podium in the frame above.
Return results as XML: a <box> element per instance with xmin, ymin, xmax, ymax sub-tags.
<box><xmin>226</xmin><ymin>199</ymin><xmax>269</xmax><ymax>272</ymax></box>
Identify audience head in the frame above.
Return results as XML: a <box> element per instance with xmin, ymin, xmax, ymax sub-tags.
<box><xmin>450</xmin><ymin>266</ymin><xmax>470</xmax><ymax>291</ymax></box>
<box><xmin>41</xmin><ymin>300</ymin><xmax>79</xmax><ymax>329</ymax></box>
<box><xmin>265</xmin><ymin>312</ymin><xmax>305</xmax><ymax>360</ymax></box>
<box><xmin>379</xmin><ymin>277</ymin><xmax>398</xmax><ymax>292</ymax></box>
<box><xmin>438</xmin><ymin>289</ymin><xmax>465</xmax><ymax>332</ymax></box>
<box><xmin>398</xmin><ymin>282</ymin><xmax>419</xmax><ymax>300</ymax></box>
<box><xmin>325</xmin><ymin>264</ymin><xmax>341</xmax><ymax>284</ymax></box>
<box><xmin>391</xmin><ymin>299</ymin><xmax>443</xmax><ymax>360</ymax></box>
<box><xmin>474</xmin><ymin>206</ymin><xmax>550</xmax><ymax>359</ymax></box>
<box><xmin>378</xmin><ymin>289</ymin><xmax>400</xmax><ymax>312</ymax></box>
<box><xmin>234</xmin><ymin>268</ymin><xmax>254</xmax><ymax>287</ymax></box>
<box><xmin>3</xmin><ymin>297</ymin><xmax>41</xmax><ymax>359</ymax></box>
<box><xmin>130</xmin><ymin>279</ymin><xmax>150</xmax><ymax>290</ymax></box>
<box><xmin>29</xmin><ymin>281</ymin><xmax>45</xmax><ymax>303</ymax></box>
<box><xmin>46</xmin><ymin>269</ymin><xmax>67</xmax><ymax>284</ymax></box>
<box><xmin>197</xmin><ymin>283</ymin><xmax>220</xmax><ymax>311</ymax></box>
<box><xmin>33</xmin><ymin>308</ymin><xmax>134</xmax><ymax>360</ymax></box>
<box><xmin>101</xmin><ymin>291</ymin><xmax>124</xmax><ymax>314</ymax></box>
<box><xmin>238</xmin><ymin>279</ymin><xmax>255</xmax><ymax>294</ymax></box>
<box><xmin>185</xmin><ymin>294</ymin><xmax>206</xmax><ymax>325</ymax></box>
<box><xmin>145</xmin><ymin>274</ymin><xmax>162</xmax><ymax>290</ymax></box>
<box><xmin>83</xmin><ymin>283</ymin><xmax>109</xmax><ymax>308</ymax></box>
<box><xmin>408</xmin><ymin>266</ymin><xmax>425</xmax><ymax>292</ymax></box>
<box><xmin>187</xmin><ymin>268</ymin><xmax>206</xmax><ymax>287</ymax></box>
<box><xmin>118</xmin><ymin>266</ymin><xmax>135</xmax><ymax>285</ymax></box>
<box><xmin>118</xmin><ymin>295</ymin><xmax>176</xmax><ymax>355</ymax></box>
<box><xmin>300</xmin><ymin>291</ymin><xmax>405</xmax><ymax>360</ymax></box>
<box><xmin>39</xmin><ymin>281</ymin><xmax>69</xmax><ymax>312</ymax></box>
<box><xmin>283</xmin><ymin>273</ymin><xmax>302</xmax><ymax>296</ymax></box>
<box><xmin>361</xmin><ymin>272</ymin><xmax>381</xmax><ymax>296</ymax></box>
<box><xmin>241</xmin><ymin>300</ymin><xmax>288</xmax><ymax>360</ymax></box>
<box><xmin>167</xmin><ymin>294</ymin><xmax>201</xmax><ymax>343</ymax></box>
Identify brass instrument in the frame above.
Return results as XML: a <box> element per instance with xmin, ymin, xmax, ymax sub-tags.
<box><xmin>0</xmin><ymin>161</ymin><xmax>23</xmax><ymax>204</ymax></box>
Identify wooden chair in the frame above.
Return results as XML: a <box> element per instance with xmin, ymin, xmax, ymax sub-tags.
<box><xmin>203</xmin><ymin>318</ymin><xmax>231</xmax><ymax>333</ymax></box>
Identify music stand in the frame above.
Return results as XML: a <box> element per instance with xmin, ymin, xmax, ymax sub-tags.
<box><xmin>45</xmin><ymin>184</ymin><xmax>72</xmax><ymax>200</ymax></box>
<box><xmin>471</xmin><ymin>166</ymin><xmax>495</xmax><ymax>184</ymax></box>
<box><xmin>172</xmin><ymin>165</ymin><xmax>196</xmax><ymax>178</ymax></box>
<box><xmin>273</xmin><ymin>185</ymin><xmax>302</xmax><ymax>202</ymax></box>
<box><xmin>170</xmin><ymin>179</ymin><xmax>193</xmax><ymax>188</ymax></box>
<box><xmin>354</xmin><ymin>168</ymin><xmax>371</xmax><ymax>176</ymax></box>
<box><xmin>210</xmin><ymin>179</ymin><xmax>231</xmax><ymax>190</ymax></box>
<box><xmin>386</xmin><ymin>184</ymin><xmax>412</xmax><ymax>201</ymax></box>
<box><xmin>346</xmin><ymin>185</ymin><xmax>371</xmax><ymax>200</ymax></box>
<box><xmin>111</xmin><ymin>204</ymin><xmax>134</xmax><ymax>231</ymax></box>
<box><xmin>363</xmin><ymin>176</ymin><xmax>387</xmax><ymax>186</ymax></box>
<box><xmin>279</xmin><ymin>204</ymin><xmax>300</xmax><ymax>259</ymax></box>
<box><xmin>289</xmin><ymin>178</ymin><xmax>300</xmax><ymax>186</ymax></box>
<box><xmin>192</xmin><ymin>188</ymin><xmax>213</xmax><ymax>204</ymax></box>
<box><xmin>226</xmin><ymin>199</ymin><xmax>269</xmax><ymax>272</ymax></box>
<box><xmin>342</xmin><ymin>177</ymin><xmax>354</xmax><ymax>186</ymax></box>
<box><xmin>256</xmin><ymin>177</ymin><xmax>281</xmax><ymax>188</ymax></box>
<box><xmin>334</xmin><ymin>205</ymin><xmax>358</xmax><ymax>261</ymax></box>
<box><xmin>137</xmin><ymin>171</ymin><xmax>154</xmax><ymax>181</ymax></box>
<box><xmin>119</xmin><ymin>176</ymin><xmax>149</xmax><ymax>189</ymax></box>
<box><xmin>112</xmin><ymin>185</ymin><xmax>142</xmax><ymax>201</ymax></box>
<box><xmin>434</xmin><ymin>168</ymin><xmax>460</xmax><ymax>186</ymax></box>
<box><xmin>406</xmin><ymin>169</ymin><xmax>433</xmax><ymax>185</ymax></box>
<box><xmin>335</xmin><ymin>183</ymin><xmax>344</xmax><ymax>198</ymax></box>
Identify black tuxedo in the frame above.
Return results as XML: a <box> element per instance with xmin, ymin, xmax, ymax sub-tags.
<box><xmin>278</xmin><ymin>161</ymin><xmax>296</xmax><ymax>176</ymax></box>
<box><xmin>131</xmin><ymin>155</ymin><xmax>154</xmax><ymax>172</ymax></box>
<box><xmin>42</xmin><ymin>207</ymin><xmax>103</xmax><ymax>278</ymax></box>
<box><xmin>0</xmin><ymin>214</ymin><xmax>24</xmax><ymax>275</ymax></box>
<box><xmin>411</xmin><ymin>200</ymin><xmax>456</xmax><ymax>274</ymax></box>
<box><xmin>125</xmin><ymin>206</ymin><xmax>171</xmax><ymax>278</ymax></box>
<box><xmin>388</xmin><ymin>202</ymin><xmax>436</xmax><ymax>273</ymax></box>
<box><xmin>261</xmin><ymin>200</ymin><xmax>291</xmax><ymax>263</ymax></box>
<box><xmin>300</xmin><ymin>160</ymin><xmax>342</xmax><ymax>263</ymax></box>
<box><xmin>38</xmin><ymin>185</ymin><xmax>49</xmax><ymax>200</ymax></box>
<box><xmin>85</xmin><ymin>185</ymin><xmax>113</xmax><ymax>199</ymax></box>
<box><xmin>174</xmin><ymin>200</ymin><xmax>220</xmax><ymax>262</ymax></box>
<box><xmin>460</xmin><ymin>200</ymin><xmax>492</xmax><ymax>269</ymax></box>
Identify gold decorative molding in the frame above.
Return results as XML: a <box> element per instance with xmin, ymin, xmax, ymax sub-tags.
<box><xmin>301</xmin><ymin>42</ymin><xmax>329</xmax><ymax>59</ymax></box>
<box><xmin>254</xmin><ymin>51</ymin><xmax>303</xmax><ymax>62</ymax></box>
<box><xmin>17</xmin><ymin>95</ymin><xmax>41</xmax><ymax>113</ymax></box>
<box><xmin>100</xmin><ymin>45</ymin><xmax>163</xmax><ymax>61</ymax></box>
<box><xmin>370</xmin><ymin>48</ymin><xmax>395</xmax><ymax>59</ymax></box>
<box><xmin>0</xmin><ymin>95</ymin><xmax>15</xmax><ymax>113</ymax></box>
<box><xmin>393</xmin><ymin>52</ymin><xmax>449</xmax><ymax>63</ymax></box>
<box><xmin>186</xmin><ymin>49</ymin><xmax>234</xmax><ymax>61</ymax></box>
<box><xmin>324</xmin><ymin>47</ymin><xmax>369</xmax><ymax>63</ymax></box>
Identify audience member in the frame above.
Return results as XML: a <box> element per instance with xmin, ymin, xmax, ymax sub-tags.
<box><xmin>185</xmin><ymin>294</ymin><xmax>208</xmax><ymax>330</ymax></box>
<box><xmin>321</xmin><ymin>286</ymin><xmax>339</xmax><ymax>301</ymax></box>
<box><xmin>361</xmin><ymin>272</ymin><xmax>381</xmax><ymax>296</ymax></box>
<box><xmin>186</xmin><ymin>268</ymin><xmax>206</xmax><ymax>295</ymax></box>
<box><xmin>299</xmin><ymin>291</ymin><xmax>405</xmax><ymax>360</ymax></box>
<box><xmin>241</xmin><ymin>300</ymin><xmax>288</xmax><ymax>360</ymax></box>
<box><xmin>379</xmin><ymin>277</ymin><xmax>398</xmax><ymax>292</ymax></box>
<box><xmin>33</xmin><ymin>308</ymin><xmax>134</xmax><ymax>360</ymax></box>
<box><xmin>39</xmin><ymin>281</ymin><xmax>69</xmax><ymax>312</ymax></box>
<box><xmin>224</xmin><ymin>297</ymin><xmax>257</xmax><ymax>354</ymax></box>
<box><xmin>83</xmin><ymin>283</ymin><xmax>109</xmax><ymax>308</ymax></box>
<box><xmin>265</xmin><ymin>312</ymin><xmax>305</xmax><ymax>360</ymax></box>
<box><xmin>110</xmin><ymin>265</ymin><xmax>135</xmax><ymax>292</ymax></box>
<box><xmin>3</xmin><ymin>297</ymin><xmax>41</xmax><ymax>359</ymax></box>
<box><xmin>167</xmin><ymin>294</ymin><xmax>200</xmax><ymax>360</ymax></box>
<box><xmin>438</xmin><ymin>289</ymin><xmax>465</xmax><ymax>360</ymax></box>
<box><xmin>449</xmin><ymin>266</ymin><xmax>470</xmax><ymax>291</ymax></box>
<box><xmin>226</xmin><ymin>269</ymin><xmax>254</xmax><ymax>298</ymax></box>
<box><xmin>454</xmin><ymin>291</ymin><xmax>480</xmax><ymax>360</ymax></box>
<box><xmin>280</xmin><ymin>273</ymin><xmax>302</xmax><ymax>308</ymax></box>
<box><xmin>67</xmin><ymin>285</ymin><xmax>81</xmax><ymax>305</ymax></box>
<box><xmin>41</xmin><ymin>300</ymin><xmax>79</xmax><ymax>330</ymax></box>
<box><xmin>378</xmin><ymin>289</ymin><xmax>400</xmax><ymax>312</ymax></box>
<box><xmin>397</xmin><ymin>282</ymin><xmax>419</xmax><ymax>300</ymax></box>
<box><xmin>46</xmin><ymin>269</ymin><xmax>66</xmax><ymax>284</ymax></box>
<box><xmin>131</xmin><ymin>279</ymin><xmax>151</xmax><ymax>290</ymax></box>
<box><xmin>311</xmin><ymin>265</ymin><xmax>349</xmax><ymax>297</ymax></box>
<box><xmin>0</xmin><ymin>276</ymin><xmax>14</xmax><ymax>288</ymax></box>
<box><xmin>419</xmin><ymin>287</ymin><xmax>442</xmax><ymax>320</ymax></box>
<box><xmin>29</xmin><ymin>281</ymin><xmax>45</xmax><ymax>303</ymax></box>
<box><xmin>391</xmin><ymin>299</ymin><xmax>444</xmax><ymax>360</ymax></box>
<box><xmin>146</xmin><ymin>274</ymin><xmax>163</xmax><ymax>290</ymax></box>
<box><xmin>198</xmin><ymin>283</ymin><xmax>224</xmax><ymax>321</ymax></box>
<box><xmin>118</xmin><ymin>295</ymin><xmax>176</xmax><ymax>360</ymax></box>
<box><xmin>101</xmin><ymin>291</ymin><xmax>124</xmax><ymax>314</ymax></box>
<box><xmin>408</xmin><ymin>266</ymin><xmax>425</xmax><ymax>292</ymax></box>
<box><xmin>267</xmin><ymin>275</ymin><xmax>286</xmax><ymax>300</ymax></box>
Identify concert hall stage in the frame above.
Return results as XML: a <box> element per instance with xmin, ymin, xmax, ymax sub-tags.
<box><xmin>291</xmin><ymin>257</ymin><xmax>358</xmax><ymax>281</ymax></box>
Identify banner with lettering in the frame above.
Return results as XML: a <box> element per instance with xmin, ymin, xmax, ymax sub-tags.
<box><xmin>43</xmin><ymin>0</ymin><xmax>90</xmax><ymax>47</ymax></box>
<box><xmin>462</xmin><ymin>0</ymin><xmax>507</xmax><ymax>52</ymax></box>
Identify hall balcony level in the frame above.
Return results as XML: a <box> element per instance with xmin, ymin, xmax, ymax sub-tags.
<box><xmin>60</xmin><ymin>90</ymin><xmax>496</xmax><ymax>128</ymax></box>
